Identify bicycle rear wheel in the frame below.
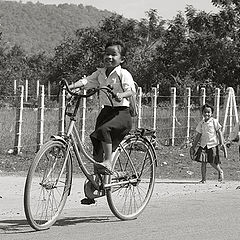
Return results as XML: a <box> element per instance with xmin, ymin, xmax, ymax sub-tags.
<box><xmin>24</xmin><ymin>140</ymin><xmax>72</xmax><ymax>230</ymax></box>
<box><xmin>106</xmin><ymin>136</ymin><xmax>156</xmax><ymax>220</ymax></box>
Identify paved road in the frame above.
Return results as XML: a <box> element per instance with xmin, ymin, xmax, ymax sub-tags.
<box><xmin>1</xmin><ymin>176</ymin><xmax>240</xmax><ymax>240</ymax></box>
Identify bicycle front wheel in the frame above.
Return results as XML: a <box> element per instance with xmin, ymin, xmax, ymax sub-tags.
<box><xmin>106</xmin><ymin>136</ymin><xmax>156</xmax><ymax>220</ymax></box>
<box><xmin>24</xmin><ymin>140</ymin><xmax>72</xmax><ymax>230</ymax></box>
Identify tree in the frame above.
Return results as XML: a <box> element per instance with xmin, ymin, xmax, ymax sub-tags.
<box><xmin>48</xmin><ymin>12</ymin><xmax>166</xmax><ymax>92</ymax></box>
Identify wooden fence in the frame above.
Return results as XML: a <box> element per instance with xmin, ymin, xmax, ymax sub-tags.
<box><xmin>11</xmin><ymin>83</ymin><xmax>240</xmax><ymax>155</ymax></box>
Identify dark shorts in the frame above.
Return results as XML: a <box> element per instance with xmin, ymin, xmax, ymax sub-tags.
<box><xmin>90</xmin><ymin>106</ymin><xmax>132</xmax><ymax>161</ymax></box>
<box><xmin>195</xmin><ymin>146</ymin><xmax>220</xmax><ymax>164</ymax></box>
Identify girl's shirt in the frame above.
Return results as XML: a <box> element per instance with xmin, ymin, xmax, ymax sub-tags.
<box><xmin>80</xmin><ymin>65</ymin><xmax>135</xmax><ymax>107</ymax></box>
<box><xmin>196</xmin><ymin>117</ymin><xmax>221</xmax><ymax>149</ymax></box>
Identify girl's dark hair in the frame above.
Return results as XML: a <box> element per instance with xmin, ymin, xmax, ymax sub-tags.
<box><xmin>105</xmin><ymin>40</ymin><xmax>127</xmax><ymax>57</ymax></box>
<box><xmin>201</xmin><ymin>103</ymin><xmax>214</xmax><ymax>113</ymax></box>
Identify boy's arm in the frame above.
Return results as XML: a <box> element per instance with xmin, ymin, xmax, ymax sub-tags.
<box><xmin>69</xmin><ymin>78</ymin><xmax>87</xmax><ymax>89</ymax></box>
<box><xmin>116</xmin><ymin>90</ymin><xmax>133</xmax><ymax>100</ymax></box>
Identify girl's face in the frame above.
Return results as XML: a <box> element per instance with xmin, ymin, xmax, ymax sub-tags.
<box><xmin>202</xmin><ymin>107</ymin><xmax>213</xmax><ymax>121</ymax></box>
<box><xmin>103</xmin><ymin>45</ymin><xmax>124</xmax><ymax>71</ymax></box>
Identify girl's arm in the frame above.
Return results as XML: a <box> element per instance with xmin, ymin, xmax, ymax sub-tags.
<box><xmin>217</xmin><ymin>129</ymin><xmax>225</xmax><ymax>146</ymax></box>
<box><xmin>191</xmin><ymin>132</ymin><xmax>201</xmax><ymax>149</ymax></box>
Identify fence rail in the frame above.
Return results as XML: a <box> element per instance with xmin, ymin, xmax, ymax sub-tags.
<box><xmin>1</xmin><ymin>84</ymin><xmax>239</xmax><ymax>155</ymax></box>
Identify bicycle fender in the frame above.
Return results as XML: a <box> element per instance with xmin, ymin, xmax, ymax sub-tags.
<box><xmin>50</xmin><ymin>135</ymin><xmax>67</xmax><ymax>145</ymax></box>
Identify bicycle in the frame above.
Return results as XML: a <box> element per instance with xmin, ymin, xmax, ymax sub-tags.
<box><xmin>24</xmin><ymin>80</ymin><xmax>157</xmax><ymax>231</ymax></box>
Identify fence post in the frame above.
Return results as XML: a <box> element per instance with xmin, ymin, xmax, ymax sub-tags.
<box><xmin>170</xmin><ymin>87</ymin><xmax>176</xmax><ymax>146</ymax></box>
<box><xmin>80</xmin><ymin>89</ymin><xmax>87</xmax><ymax>142</ymax></box>
<box><xmin>185</xmin><ymin>87</ymin><xmax>191</xmax><ymax>145</ymax></box>
<box><xmin>25</xmin><ymin>79</ymin><xmax>28</xmax><ymax>102</ymax></box>
<box><xmin>36</xmin><ymin>80</ymin><xmax>39</xmax><ymax>99</ymax></box>
<box><xmin>14</xmin><ymin>85</ymin><xmax>24</xmax><ymax>155</ymax></box>
<box><xmin>13</xmin><ymin>80</ymin><xmax>17</xmax><ymax>95</ymax></box>
<box><xmin>137</xmin><ymin>87</ymin><xmax>142</xmax><ymax>129</ymax></box>
<box><xmin>152</xmin><ymin>87</ymin><xmax>157</xmax><ymax>131</ymax></box>
<box><xmin>214</xmin><ymin>88</ymin><xmax>220</xmax><ymax>121</ymax></box>
<box><xmin>200</xmin><ymin>87</ymin><xmax>206</xmax><ymax>106</ymax></box>
<box><xmin>58</xmin><ymin>89</ymin><xmax>65</xmax><ymax>136</ymax></box>
<box><xmin>36</xmin><ymin>85</ymin><xmax>45</xmax><ymax>151</ymax></box>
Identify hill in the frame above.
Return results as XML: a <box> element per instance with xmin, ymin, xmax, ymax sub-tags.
<box><xmin>0</xmin><ymin>1</ymin><xmax>113</xmax><ymax>56</ymax></box>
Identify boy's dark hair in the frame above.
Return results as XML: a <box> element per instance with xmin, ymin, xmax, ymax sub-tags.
<box><xmin>201</xmin><ymin>103</ymin><xmax>214</xmax><ymax>113</ymax></box>
<box><xmin>105</xmin><ymin>40</ymin><xmax>127</xmax><ymax>57</ymax></box>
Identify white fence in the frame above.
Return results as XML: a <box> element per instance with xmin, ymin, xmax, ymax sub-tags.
<box><xmin>10</xmin><ymin>84</ymin><xmax>240</xmax><ymax>155</ymax></box>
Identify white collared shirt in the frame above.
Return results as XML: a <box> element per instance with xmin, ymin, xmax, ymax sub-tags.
<box><xmin>79</xmin><ymin>65</ymin><xmax>135</xmax><ymax>107</ymax></box>
<box><xmin>196</xmin><ymin>117</ymin><xmax>221</xmax><ymax>148</ymax></box>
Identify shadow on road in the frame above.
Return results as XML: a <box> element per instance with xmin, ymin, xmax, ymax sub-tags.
<box><xmin>56</xmin><ymin>215</ymin><xmax>119</xmax><ymax>226</ymax></box>
<box><xmin>0</xmin><ymin>215</ymin><xmax>119</xmax><ymax>234</ymax></box>
<box><xmin>0</xmin><ymin>218</ymin><xmax>34</xmax><ymax>234</ymax></box>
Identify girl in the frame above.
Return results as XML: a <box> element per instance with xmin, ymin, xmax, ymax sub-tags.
<box><xmin>190</xmin><ymin>104</ymin><xmax>225</xmax><ymax>183</ymax></box>
<box><xmin>69</xmin><ymin>40</ymin><xmax>135</xmax><ymax>175</ymax></box>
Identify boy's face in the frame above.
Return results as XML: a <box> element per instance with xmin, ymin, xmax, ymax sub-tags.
<box><xmin>202</xmin><ymin>107</ymin><xmax>213</xmax><ymax>121</ymax></box>
<box><xmin>103</xmin><ymin>45</ymin><xmax>124</xmax><ymax>70</ymax></box>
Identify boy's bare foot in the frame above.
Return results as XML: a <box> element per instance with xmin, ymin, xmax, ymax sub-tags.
<box><xmin>199</xmin><ymin>180</ymin><xmax>206</xmax><ymax>184</ymax></box>
<box><xmin>94</xmin><ymin>162</ymin><xmax>113</xmax><ymax>175</ymax></box>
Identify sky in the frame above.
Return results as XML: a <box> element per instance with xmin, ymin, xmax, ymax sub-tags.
<box><xmin>14</xmin><ymin>0</ymin><xmax>219</xmax><ymax>20</ymax></box>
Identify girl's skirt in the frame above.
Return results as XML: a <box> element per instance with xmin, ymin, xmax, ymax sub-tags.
<box><xmin>195</xmin><ymin>145</ymin><xmax>221</xmax><ymax>164</ymax></box>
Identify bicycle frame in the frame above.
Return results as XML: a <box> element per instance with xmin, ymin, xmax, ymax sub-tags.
<box><xmin>53</xmin><ymin>94</ymin><xmax>102</xmax><ymax>190</ymax></box>
<box><xmin>54</xmin><ymin>82</ymin><xmax>157</xmax><ymax>192</ymax></box>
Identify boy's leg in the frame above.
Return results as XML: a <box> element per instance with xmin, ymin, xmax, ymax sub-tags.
<box><xmin>93</xmin><ymin>142</ymin><xmax>113</xmax><ymax>175</ymax></box>
<box><xmin>99</xmin><ymin>142</ymin><xmax>113</xmax><ymax>172</ymax></box>
<box><xmin>102</xmin><ymin>142</ymin><xmax>113</xmax><ymax>166</ymax></box>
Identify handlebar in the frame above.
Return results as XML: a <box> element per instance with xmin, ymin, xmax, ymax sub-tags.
<box><xmin>60</xmin><ymin>78</ymin><xmax>119</xmax><ymax>100</ymax></box>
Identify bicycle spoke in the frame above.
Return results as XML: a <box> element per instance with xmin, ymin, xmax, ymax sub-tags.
<box><xmin>107</xmin><ymin>136</ymin><xmax>156</xmax><ymax>220</ymax></box>
<box><xmin>24</xmin><ymin>141</ymin><xmax>72</xmax><ymax>230</ymax></box>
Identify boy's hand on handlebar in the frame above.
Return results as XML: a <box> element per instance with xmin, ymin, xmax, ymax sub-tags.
<box><xmin>66</xmin><ymin>88</ymin><xmax>81</xmax><ymax>99</ymax></box>
<box><xmin>115</xmin><ymin>93</ymin><xmax>123</xmax><ymax>102</ymax></box>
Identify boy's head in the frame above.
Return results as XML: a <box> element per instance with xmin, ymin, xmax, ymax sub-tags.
<box><xmin>103</xmin><ymin>40</ymin><xmax>126</xmax><ymax>70</ymax></box>
<box><xmin>105</xmin><ymin>40</ymin><xmax>127</xmax><ymax>57</ymax></box>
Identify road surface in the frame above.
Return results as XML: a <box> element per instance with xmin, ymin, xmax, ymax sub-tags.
<box><xmin>1</xmin><ymin>176</ymin><xmax>240</xmax><ymax>240</ymax></box>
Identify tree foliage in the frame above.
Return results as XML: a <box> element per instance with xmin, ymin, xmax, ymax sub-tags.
<box><xmin>0</xmin><ymin>1</ymin><xmax>239</xmax><ymax>101</ymax></box>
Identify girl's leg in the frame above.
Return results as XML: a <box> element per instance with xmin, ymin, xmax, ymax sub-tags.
<box><xmin>210</xmin><ymin>163</ymin><xmax>224</xmax><ymax>181</ymax></box>
<box><xmin>239</xmin><ymin>146</ymin><xmax>240</xmax><ymax>160</ymax></box>
<box><xmin>200</xmin><ymin>162</ymin><xmax>207</xmax><ymax>183</ymax></box>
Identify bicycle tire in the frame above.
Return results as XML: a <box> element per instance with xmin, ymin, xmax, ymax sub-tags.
<box><xmin>24</xmin><ymin>140</ymin><xmax>72</xmax><ymax>230</ymax></box>
<box><xmin>106</xmin><ymin>135</ymin><xmax>156</xmax><ymax>220</ymax></box>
